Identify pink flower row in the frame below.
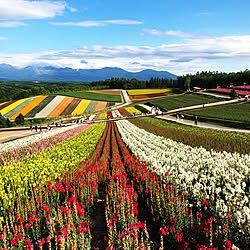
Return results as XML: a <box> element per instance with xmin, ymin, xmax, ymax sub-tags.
<box><xmin>210</xmin><ymin>88</ymin><xmax>250</xmax><ymax>96</ymax></box>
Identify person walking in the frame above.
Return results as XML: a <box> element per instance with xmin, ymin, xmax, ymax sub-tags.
<box><xmin>194</xmin><ymin>115</ymin><xmax>198</xmax><ymax>125</ymax></box>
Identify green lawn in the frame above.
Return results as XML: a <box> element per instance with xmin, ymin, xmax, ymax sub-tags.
<box><xmin>149</xmin><ymin>94</ymin><xmax>221</xmax><ymax>110</ymax></box>
<box><xmin>55</xmin><ymin>91</ymin><xmax>122</xmax><ymax>102</ymax></box>
<box><xmin>185</xmin><ymin>102</ymin><xmax>250</xmax><ymax>122</ymax></box>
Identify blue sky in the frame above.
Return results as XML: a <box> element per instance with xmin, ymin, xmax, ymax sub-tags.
<box><xmin>0</xmin><ymin>0</ymin><xmax>250</xmax><ymax>75</ymax></box>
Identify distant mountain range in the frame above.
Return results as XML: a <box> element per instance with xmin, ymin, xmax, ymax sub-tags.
<box><xmin>0</xmin><ymin>64</ymin><xmax>177</xmax><ymax>81</ymax></box>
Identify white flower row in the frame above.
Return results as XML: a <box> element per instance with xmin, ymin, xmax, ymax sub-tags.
<box><xmin>0</xmin><ymin>124</ymin><xmax>80</xmax><ymax>153</ymax></box>
<box><xmin>115</xmin><ymin>118</ymin><xmax>250</xmax><ymax>225</ymax></box>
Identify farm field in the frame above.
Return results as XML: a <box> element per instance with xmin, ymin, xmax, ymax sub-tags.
<box><xmin>0</xmin><ymin>98</ymin><xmax>249</xmax><ymax>249</ymax></box>
<box><xmin>129</xmin><ymin>116</ymin><xmax>249</xmax><ymax>154</ymax></box>
<box><xmin>149</xmin><ymin>94</ymin><xmax>221</xmax><ymax>110</ymax></box>
<box><xmin>208</xmin><ymin>88</ymin><xmax>250</xmax><ymax>96</ymax></box>
<box><xmin>0</xmin><ymin>95</ymin><xmax>118</xmax><ymax>119</ymax></box>
<box><xmin>55</xmin><ymin>91</ymin><xmax>122</xmax><ymax>102</ymax></box>
<box><xmin>184</xmin><ymin>102</ymin><xmax>250</xmax><ymax>122</ymax></box>
<box><xmin>0</xmin><ymin>117</ymin><xmax>249</xmax><ymax>249</ymax></box>
<box><xmin>127</xmin><ymin>88</ymin><xmax>175</xmax><ymax>100</ymax></box>
<box><xmin>127</xmin><ymin>88</ymin><xmax>172</xmax><ymax>96</ymax></box>
<box><xmin>87</xmin><ymin>89</ymin><xmax>121</xmax><ymax>95</ymax></box>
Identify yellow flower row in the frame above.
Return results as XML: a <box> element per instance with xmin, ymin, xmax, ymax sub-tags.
<box><xmin>125</xmin><ymin>107</ymin><xmax>141</xmax><ymax>115</ymax></box>
<box><xmin>0</xmin><ymin>97</ymin><xmax>29</xmax><ymax>115</ymax></box>
<box><xmin>99</xmin><ymin>112</ymin><xmax>107</xmax><ymax>120</ymax></box>
<box><xmin>127</xmin><ymin>88</ymin><xmax>172</xmax><ymax>96</ymax></box>
<box><xmin>0</xmin><ymin>123</ymin><xmax>106</xmax><ymax>209</ymax></box>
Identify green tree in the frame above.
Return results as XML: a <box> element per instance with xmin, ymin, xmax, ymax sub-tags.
<box><xmin>15</xmin><ymin>113</ymin><xmax>25</xmax><ymax>125</ymax></box>
<box><xmin>230</xmin><ymin>89</ymin><xmax>238</xmax><ymax>99</ymax></box>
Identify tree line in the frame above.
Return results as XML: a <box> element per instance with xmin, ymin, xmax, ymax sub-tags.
<box><xmin>90</xmin><ymin>77</ymin><xmax>176</xmax><ymax>89</ymax></box>
<box><xmin>176</xmin><ymin>70</ymin><xmax>250</xmax><ymax>89</ymax></box>
<box><xmin>1</xmin><ymin>70</ymin><xmax>250</xmax><ymax>104</ymax></box>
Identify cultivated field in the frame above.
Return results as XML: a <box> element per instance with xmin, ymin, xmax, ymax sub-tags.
<box><xmin>55</xmin><ymin>91</ymin><xmax>122</xmax><ymax>102</ymax></box>
<box><xmin>0</xmin><ymin>95</ymin><xmax>118</xmax><ymax>119</ymax></box>
<box><xmin>149</xmin><ymin>94</ymin><xmax>220</xmax><ymax>110</ymax></box>
<box><xmin>185</xmin><ymin>102</ymin><xmax>250</xmax><ymax>122</ymax></box>
<box><xmin>0</xmin><ymin>91</ymin><xmax>249</xmax><ymax>249</ymax></box>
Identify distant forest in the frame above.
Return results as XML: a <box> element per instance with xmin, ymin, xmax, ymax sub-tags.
<box><xmin>176</xmin><ymin>70</ymin><xmax>250</xmax><ymax>89</ymax></box>
<box><xmin>0</xmin><ymin>81</ymin><xmax>89</xmax><ymax>103</ymax></box>
<box><xmin>1</xmin><ymin>70</ymin><xmax>249</xmax><ymax>103</ymax></box>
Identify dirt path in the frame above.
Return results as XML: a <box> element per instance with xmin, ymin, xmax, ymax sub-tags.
<box><xmin>0</xmin><ymin>130</ymin><xmax>38</xmax><ymax>143</ymax></box>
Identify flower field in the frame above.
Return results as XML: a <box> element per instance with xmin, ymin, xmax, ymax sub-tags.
<box><xmin>0</xmin><ymin>95</ymin><xmax>119</xmax><ymax>119</ymax></box>
<box><xmin>115</xmin><ymin>117</ymin><xmax>249</xmax><ymax>228</ymax></box>
<box><xmin>129</xmin><ymin>117</ymin><xmax>250</xmax><ymax>154</ymax></box>
<box><xmin>209</xmin><ymin>88</ymin><xmax>250</xmax><ymax>96</ymax></box>
<box><xmin>0</xmin><ymin>108</ymin><xmax>249</xmax><ymax>248</ymax></box>
<box><xmin>127</xmin><ymin>89</ymin><xmax>174</xmax><ymax>100</ymax></box>
<box><xmin>127</xmin><ymin>89</ymin><xmax>172</xmax><ymax>96</ymax></box>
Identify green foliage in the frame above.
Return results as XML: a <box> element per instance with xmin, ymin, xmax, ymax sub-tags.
<box><xmin>0</xmin><ymin>80</ymin><xmax>89</xmax><ymax>103</ymax></box>
<box><xmin>185</xmin><ymin>102</ymin><xmax>250</xmax><ymax>123</ymax></box>
<box><xmin>177</xmin><ymin>69</ymin><xmax>250</xmax><ymax>89</ymax></box>
<box><xmin>230</xmin><ymin>88</ymin><xmax>238</xmax><ymax>98</ymax></box>
<box><xmin>15</xmin><ymin>113</ymin><xmax>25</xmax><ymax>125</ymax></box>
<box><xmin>89</xmin><ymin>77</ymin><xmax>176</xmax><ymax>89</ymax></box>
<box><xmin>55</xmin><ymin>91</ymin><xmax>122</xmax><ymax>102</ymax></box>
<box><xmin>149</xmin><ymin>94</ymin><xmax>220</xmax><ymax>110</ymax></box>
<box><xmin>0</xmin><ymin>113</ymin><xmax>7</xmax><ymax>128</ymax></box>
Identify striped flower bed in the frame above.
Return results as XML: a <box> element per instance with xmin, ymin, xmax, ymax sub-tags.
<box><xmin>0</xmin><ymin>98</ymin><xmax>28</xmax><ymax>116</ymax></box>
<box><xmin>4</xmin><ymin>96</ymin><xmax>37</xmax><ymax>119</ymax></box>
<box><xmin>25</xmin><ymin>95</ymin><xmax>55</xmax><ymax>118</ymax></box>
<box><xmin>0</xmin><ymin>100</ymin><xmax>17</xmax><ymax>112</ymax></box>
<box><xmin>0</xmin><ymin>95</ymin><xmax>121</xmax><ymax>120</ymax></box>
<box><xmin>130</xmin><ymin>93</ymin><xmax>167</xmax><ymax>100</ymax></box>
<box><xmin>71</xmin><ymin>99</ymin><xmax>90</xmax><ymax>115</ymax></box>
<box><xmin>47</xmin><ymin>96</ymin><xmax>73</xmax><ymax>117</ymax></box>
<box><xmin>35</xmin><ymin>96</ymin><xmax>65</xmax><ymax>118</ymax></box>
<box><xmin>60</xmin><ymin>98</ymin><xmax>82</xmax><ymax>116</ymax></box>
<box><xmin>94</xmin><ymin>101</ymin><xmax>107</xmax><ymax>111</ymax></box>
<box><xmin>11</xmin><ymin>95</ymin><xmax>48</xmax><ymax>119</ymax></box>
<box><xmin>84</xmin><ymin>100</ymin><xmax>98</xmax><ymax>114</ymax></box>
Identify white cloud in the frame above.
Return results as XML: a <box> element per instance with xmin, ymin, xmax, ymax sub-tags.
<box><xmin>1</xmin><ymin>35</ymin><xmax>250</xmax><ymax>75</ymax></box>
<box><xmin>50</xmin><ymin>19</ymin><xmax>142</xmax><ymax>27</ymax></box>
<box><xmin>0</xmin><ymin>37</ymin><xmax>9</xmax><ymax>40</ymax></box>
<box><xmin>142</xmin><ymin>29</ymin><xmax>207</xmax><ymax>38</ymax></box>
<box><xmin>0</xmin><ymin>0</ymin><xmax>74</xmax><ymax>20</ymax></box>
<box><xmin>0</xmin><ymin>21</ymin><xmax>27</xmax><ymax>27</ymax></box>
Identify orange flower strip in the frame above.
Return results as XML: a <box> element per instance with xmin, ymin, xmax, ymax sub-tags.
<box><xmin>35</xmin><ymin>96</ymin><xmax>65</xmax><ymax>118</ymax></box>
<box><xmin>10</xmin><ymin>96</ymin><xmax>48</xmax><ymax>119</ymax></box>
<box><xmin>94</xmin><ymin>101</ymin><xmax>107</xmax><ymax>112</ymax></box>
<box><xmin>47</xmin><ymin>97</ymin><xmax>73</xmax><ymax>117</ymax></box>
<box><xmin>60</xmin><ymin>98</ymin><xmax>82</xmax><ymax>116</ymax></box>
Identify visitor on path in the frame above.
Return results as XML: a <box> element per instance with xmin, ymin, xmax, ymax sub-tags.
<box><xmin>39</xmin><ymin>125</ymin><xmax>42</xmax><ymax>132</ymax></box>
<box><xmin>194</xmin><ymin>116</ymin><xmax>198</xmax><ymax>125</ymax></box>
<box><xmin>176</xmin><ymin>113</ymin><xmax>179</xmax><ymax>120</ymax></box>
<box><xmin>35</xmin><ymin>125</ymin><xmax>38</xmax><ymax>132</ymax></box>
<box><xmin>181</xmin><ymin>114</ymin><xmax>184</xmax><ymax>121</ymax></box>
<box><xmin>30</xmin><ymin>125</ymin><xmax>33</xmax><ymax>131</ymax></box>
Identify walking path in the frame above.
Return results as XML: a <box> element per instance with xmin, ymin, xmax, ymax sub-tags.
<box><xmin>139</xmin><ymin>102</ymin><xmax>250</xmax><ymax>134</ymax></box>
<box><xmin>166</xmin><ymin>98</ymin><xmax>245</xmax><ymax>114</ymax></box>
<box><xmin>158</xmin><ymin>115</ymin><xmax>250</xmax><ymax>134</ymax></box>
